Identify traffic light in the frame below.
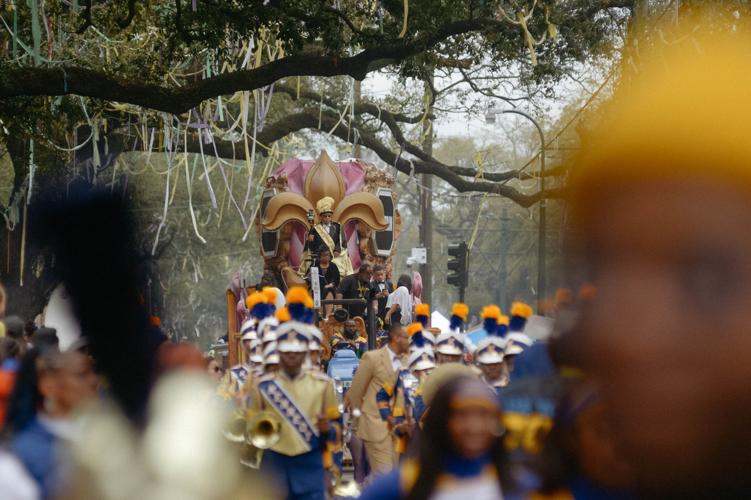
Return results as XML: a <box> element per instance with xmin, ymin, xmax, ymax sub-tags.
<box><xmin>447</xmin><ymin>241</ymin><xmax>468</xmax><ymax>289</ymax></box>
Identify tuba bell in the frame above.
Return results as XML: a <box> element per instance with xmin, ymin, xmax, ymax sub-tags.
<box><xmin>247</xmin><ymin>410</ymin><xmax>282</xmax><ymax>449</ymax></box>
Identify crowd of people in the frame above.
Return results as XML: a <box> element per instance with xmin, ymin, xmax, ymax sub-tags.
<box><xmin>0</xmin><ymin>268</ymin><xmax>631</xmax><ymax>500</ymax></box>
<box><xmin>215</xmin><ymin>272</ymin><xmax>550</xmax><ymax>499</ymax></box>
<box><xmin>7</xmin><ymin>20</ymin><xmax>751</xmax><ymax>500</ymax></box>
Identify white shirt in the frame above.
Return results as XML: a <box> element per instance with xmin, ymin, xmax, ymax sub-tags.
<box><xmin>431</xmin><ymin>475</ymin><xmax>503</xmax><ymax>500</ymax></box>
<box><xmin>0</xmin><ymin>450</ymin><xmax>40</xmax><ymax>500</ymax></box>
<box><xmin>386</xmin><ymin>345</ymin><xmax>402</xmax><ymax>372</ymax></box>
<box><xmin>385</xmin><ymin>286</ymin><xmax>413</xmax><ymax>325</ymax></box>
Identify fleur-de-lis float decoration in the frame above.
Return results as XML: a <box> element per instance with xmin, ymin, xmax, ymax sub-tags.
<box><xmin>260</xmin><ymin>150</ymin><xmax>397</xmax><ymax>288</ymax></box>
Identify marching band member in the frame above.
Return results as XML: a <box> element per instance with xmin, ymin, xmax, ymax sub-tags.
<box><xmin>263</xmin><ymin>286</ymin><xmax>282</xmax><ymax>314</ymax></box>
<box><xmin>434</xmin><ymin>303</ymin><xmax>469</xmax><ymax>365</ymax></box>
<box><xmin>257</xmin><ymin>314</ymin><xmax>279</xmax><ymax>345</ymax></box>
<box><xmin>262</xmin><ymin>341</ymin><xmax>280</xmax><ymax>375</ymax></box>
<box><xmin>237</xmin><ymin>293</ymin><xmax>282</xmax><ymax>408</ymax></box>
<box><xmin>276</xmin><ymin>306</ymin><xmax>291</xmax><ymax>324</ymax></box>
<box><xmin>247</xmin><ymin>288</ymin><xmax>340</xmax><ymax>500</ymax></box>
<box><xmin>307</xmin><ymin>328</ymin><xmax>324</xmax><ymax>371</ymax></box>
<box><xmin>218</xmin><ymin>318</ymin><xmax>256</xmax><ymax>401</ymax></box>
<box><xmin>502</xmin><ymin>302</ymin><xmax>532</xmax><ymax>378</ymax></box>
<box><xmin>474</xmin><ymin>305</ymin><xmax>508</xmax><ymax>397</ymax></box>
<box><xmin>507</xmin><ymin>301</ymin><xmax>534</xmax><ymax>351</ymax></box>
<box><xmin>414</xmin><ymin>304</ymin><xmax>436</xmax><ymax>348</ymax></box>
<box><xmin>249</xmin><ymin>339</ymin><xmax>264</xmax><ymax>377</ymax></box>
<box><xmin>405</xmin><ymin>336</ymin><xmax>435</xmax><ymax>425</ymax></box>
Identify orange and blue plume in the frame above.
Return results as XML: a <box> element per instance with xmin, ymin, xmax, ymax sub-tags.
<box><xmin>286</xmin><ymin>287</ymin><xmax>311</xmax><ymax>322</ymax></box>
<box><xmin>510</xmin><ymin>302</ymin><xmax>533</xmax><ymax>331</ymax></box>
<box><xmin>450</xmin><ymin>303</ymin><xmax>469</xmax><ymax>331</ymax></box>
<box><xmin>481</xmin><ymin>305</ymin><xmax>501</xmax><ymax>336</ymax></box>
<box><xmin>276</xmin><ymin>307</ymin><xmax>291</xmax><ymax>323</ymax></box>
<box><xmin>262</xmin><ymin>287</ymin><xmax>278</xmax><ymax>312</ymax></box>
<box><xmin>415</xmin><ymin>303</ymin><xmax>430</xmax><ymax>327</ymax></box>
<box><xmin>246</xmin><ymin>292</ymin><xmax>271</xmax><ymax>320</ymax></box>
<box><xmin>498</xmin><ymin>314</ymin><xmax>510</xmax><ymax>337</ymax></box>
<box><xmin>407</xmin><ymin>322</ymin><xmax>426</xmax><ymax>349</ymax></box>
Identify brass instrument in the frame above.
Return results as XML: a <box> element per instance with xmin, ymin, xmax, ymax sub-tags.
<box><xmin>246</xmin><ymin>410</ymin><xmax>282</xmax><ymax>449</ymax></box>
<box><xmin>223</xmin><ymin>410</ymin><xmax>249</xmax><ymax>443</ymax></box>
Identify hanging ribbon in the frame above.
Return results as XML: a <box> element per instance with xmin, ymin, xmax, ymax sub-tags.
<box><xmin>152</xmin><ymin>117</ymin><xmax>179</xmax><ymax>254</ymax></box>
<box><xmin>27</xmin><ymin>0</ymin><xmax>41</xmax><ymax>65</ymax></box>
<box><xmin>399</xmin><ymin>0</ymin><xmax>409</xmax><ymax>38</ymax></box>
<box><xmin>27</xmin><ymin>139</ymin><xmax>35</xmax><ymax>204</ymax></box>
<box><xmin>186</xmin><ymin>147</ymin><xmax>207</xmax><ymax>244</ymax></box>
<box><xmin>12</xmin><ymin>1</ymin><xmax>18</xmax><ymax>59</ymax></box>
<box><xmin>241</xmin><ymin>91</ymin><xmax>255</xmax><ymax>210</ymax></box>
<box><xmin>209</xmin><ymin>134</ymin><xmax>247</xmax><ymax>229</ymax></box>
<box><xmin>468</xmin><ymin>194</ymin><xmax>489</xmax><ymax>251</ymax></box>
<box><xmin>19</xmin><ymin>192</ymin><xmax>28</xmax><ymax>286</ymax></box>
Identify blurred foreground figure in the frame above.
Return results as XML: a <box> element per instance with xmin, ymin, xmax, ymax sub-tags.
<box><xmin>18</xmin><ymin>194</ymin><xmax>273</xmax><ymax>499</ymax></box>
<box><xmin>361</xmin><ymin>374</ymin><xmax>513</xmax><ymax>499</ymax></box>
<box><xmin>569</xmin><ymin>23</ymin><xmax>751</xmax><ymax>498</ymax></box>
<box><xmin>5</xmin><ymin>349</ymin><xmax>97</xmax><ymax>498</ymax></box>
<box><xmin>534</xmin><ymin>380</ymin><xmax>633</xmax><ymax>499</ymax></box>
<box><xmin>65</xmin><ymin>371</ymin><xmax>271</xmax><ymax>500</ymax></box>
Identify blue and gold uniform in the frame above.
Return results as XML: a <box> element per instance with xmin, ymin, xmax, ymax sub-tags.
<box><xmin>248</xmin><ymin>367</ymin><xmax>340</xmax><ymax>499</ymax></box>
<box><xmin>218</xmin><ymin>317</ymin><xmax>257</xmax><ymax>402</ymax></box>
<box><xmin>434</xmin><ymin>303</ymin><xmax>469</xmax><ymax>364</ymax></box>
<box><xmin>474</xmin><ymin>305</ymin><xmax>510</xmax><ymax>399</ymax></box>
<box><xmin>247</xmin><ymin>289</ymin><xmax>341</xmax><ymax>500</ymax></box>
<box><xmin>375</xmin><ymin>323</ymin><xmax>435</xmax><ymax>456</ymax></box>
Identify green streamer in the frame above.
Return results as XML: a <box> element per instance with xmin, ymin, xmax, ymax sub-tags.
<box><xmin>12</xmin><ymin>1</ymin><xmax>17</xmax><ymax>60</ymax></box>
<box><xmin>27</xmin><ymin>0</ymin><xmax>42</xmax><ymax>66</ymax></box>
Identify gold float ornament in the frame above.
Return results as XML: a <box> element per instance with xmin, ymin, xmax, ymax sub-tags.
<box><xmin>304</xmin><ymin>151</ymin><xmax>347</xmax><ymax>210</ymax></box>
<box><xmin>261</xmin><ymin>192</ymin><xmax>315</xmax><ymax>231</ymax></box>
<box><xmin>259</xmin><ymin>150</ymin><xmax>399</xmax><ymax>284</ymax></box>
<box><xmin>332</xmin><ymin>192</ymin><xmax>388</xmax><ymax>231</ymax></box>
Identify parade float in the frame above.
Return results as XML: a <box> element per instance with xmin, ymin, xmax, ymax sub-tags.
<box><xmin>259</xmin><ymin>149</ymin><xmax>399</xmax><ymax>283</ymax></box>
<box><xmin>226</xmin><ymin>150</ymin><xmax>400</xmax><ymax>364</ymax></box>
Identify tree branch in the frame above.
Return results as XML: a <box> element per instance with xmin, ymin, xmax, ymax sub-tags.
<box><xmin>175</xmin><ymin>110</ymin><xmax>563</xmax><ymax>206</ymax></box>
<box><xmin>117</xmin><ymin>0</ymin><xmax>139</xmax><ymax>29</ymax></box>
<box><xmin>0</xmin><ymin>18</ymin><xmax>508</xmax><ymax>115</ymax></box>
<box><xmin>77</xmin><ymin>0</ymin><xmax>93</xmax><ymax>34</ymax></box>
<box><xmin>270</xmin><ymin>83</ymin><xmax>554</xmax><ymax>183</ymax></box>
<box><xmin>273</xmin><ymin>82</ymin><xmax>429</xmax><ymax>124</ymax></box>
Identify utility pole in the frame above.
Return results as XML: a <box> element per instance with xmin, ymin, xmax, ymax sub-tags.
<box><xmin>498</xmin><ymin>208</ymin><xmax>509</xmax><ymax>312</ymax></box>
<box><xmin>419</xmin><ymin>76</ymin><xmax>434</xmax><ymax>306</ymax></box>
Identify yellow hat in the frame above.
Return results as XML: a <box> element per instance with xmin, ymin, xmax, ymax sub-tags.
<box><xmin>569</xmin><ymin>26</ymin><xmax>751</xmax><ymax>222</ymax></box>
<box><xmin>316</xmin><ymin>196</ymin><xmax>335</xmax><ymax>215</ymax></box>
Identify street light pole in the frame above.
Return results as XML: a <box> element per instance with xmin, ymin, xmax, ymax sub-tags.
<box><xmin>498</xmin><ymin>109</ymin><xmax>546</xmax><ymax>312</ymax></box>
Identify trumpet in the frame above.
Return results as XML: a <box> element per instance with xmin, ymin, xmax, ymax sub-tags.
<box><xmin>247</xmin><ymin>410</ymin><xmax>282</xmax><ymax>449</ymax></box>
